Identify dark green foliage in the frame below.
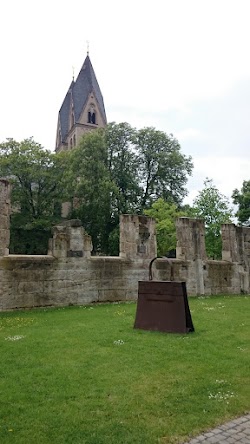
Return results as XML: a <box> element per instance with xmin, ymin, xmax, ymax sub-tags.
<box><xmin>0</xmin><ymin>125</ymin><xmax>193</xmax><ymax>255</ymax></box>
<box><xmin>0</xmin><ymin>138</ymin><xmax>66</xmax><ymax>254</ymax></box>
<box><xmin>10</xmin><ymin>225</ymin><xmax>51</xmax><ymax>255</ymax></box>
<box><xmin>232</xmin><ymin>180</ymin><xmax>250</xmax><ymax>225</ymax></box>
<box><xmin>69</xmin><ymin>130</ymin><xmax>117</xmax><ymax>254</ymax></box>
<box><xmin>107</xmin><ymin>225</ymin><xmax>120</xmax><ymax>256</ymax></box>
<box><xmin>135</xmin><ymin>128</ymin><xmax>193</xmax><ymax>209</ymax></box>
<box><xmin>68</xmin><ymin>123</ymin><xmax>193</xmax><ymax>253</ymax></box>
<box><xmin>106</xmin><ymin>122</ymin><xmax>141</xmax><ymax>214</ymax></box>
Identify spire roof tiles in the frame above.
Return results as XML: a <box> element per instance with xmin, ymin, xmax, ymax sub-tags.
<box><xmin>57</xmin><ymin>55</ymin><xmax>107</xmax><ymax>147</ymax></box>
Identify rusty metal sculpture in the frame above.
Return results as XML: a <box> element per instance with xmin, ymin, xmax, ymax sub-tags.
<box><xmin>134</xmin><ymin>257</ymin><xmax>194</xmax><ymax>334</ymax></box>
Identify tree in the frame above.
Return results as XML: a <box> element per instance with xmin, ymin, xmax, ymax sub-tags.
<box><xmin>105</xmin><ymin>122</ymin><xmax>141</xmax><ymax>214</ymax></box>
<box><xmin>232</xmin><ymin>180</ymin><xmax>250</xmax><ymax>225</ymax></box>
<box><xmin>135</xmin><ymin>127</ymin><xmax>193</xmax><ymax>209</ymax></box>
<box><xmin>192</xmin><ymin>179</ymin><xmax>233</xmax><ymax>259</ymax></box>
<box><xmin>0</xmin><ymin>138</ymin><xmax>67</xmax><ymax>253</ymax></box>
<box><xmin>69</xmin><ymin>130</ymin><xmax>117</xmax><ymax>254</ymax></box>
<box><xmin>69</xmin><ymin>124</ymin><xmax>192</xmax><ymax>255</ymax></box>
<box><xmin>144</xmin><ymin>198</ymin><xmax>187</xmax><ymax>256</ymax></box>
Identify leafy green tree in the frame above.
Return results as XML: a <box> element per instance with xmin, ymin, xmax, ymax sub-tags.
<box><xmin>69</xmin><ymin>130</ymin><xmax>117</xmax><ymax>254</ymax></box>
<box><xmin>0</xmin><ymin>138</ymin><xmax>67</xmax><ymax>253</ymax></box>
<box><xmin>135</xmin><ymin>128</ymin><xmax>193</xmax><ymax>209</ymax></box>
<box><xmin>144</xmin><ymin>198</ymin><xmax>186</xmax><ymax>256</ymax></box>
<box><xmin>232</xmin><ymin>180</ymin><xmax>250</xmax><ymax>225</ymax></box>
<box><xmin>0</xmin><ymin>125</ymin><xmax>193</xmax><ymax>255</ymax></box>
<box><xmin>72</xmin><ymin>124</ymin><xmax>192</xmax><ymax>251</ymax></box>
<box><xmin>192</xmin><ymin>179</ymin><xmax>233</xmax><ymax>259</ymax></box>
<box><xmin>105</xmin><ymin>122</ymin><xmax>141</xmax><ymax>214</ymax></box>
<box><xmin>69</xmin><ymin>124</ymin><xmax>192</xmax><ymax>255</ymax></box>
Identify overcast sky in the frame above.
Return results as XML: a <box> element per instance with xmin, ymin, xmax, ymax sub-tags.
<box><xmin>1</xmin><ymin>0</ymin><xmax>249</xmax><ymax>205</ymax></box>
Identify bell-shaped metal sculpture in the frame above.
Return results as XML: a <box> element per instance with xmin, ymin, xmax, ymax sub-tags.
<box><xmin>134</xmin><ymin>257</ymin><xmax>195</xmax><ymax>334</ymax></box>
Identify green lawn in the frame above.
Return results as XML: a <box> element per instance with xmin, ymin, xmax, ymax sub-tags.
<box><xmin>0</xmin><ymin>295</ymin><xmax>249</xmax><ymax>444</ymax></box>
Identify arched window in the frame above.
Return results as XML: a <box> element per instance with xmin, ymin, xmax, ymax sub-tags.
<box><xmin>87</xmin><ymin>104</ymin><xmax>97</xmax><ymax>125</ymax></box>
<box><xmin>70</xmin><ymin>138</ymin><xmax>73</xmax><ymax>149</ymax></box>
<box><xmin>73</xmin><ymin>134</ymin><xmax>76</xmax><ymax>147</ymax></box>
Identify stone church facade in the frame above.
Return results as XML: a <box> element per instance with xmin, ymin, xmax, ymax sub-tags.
<box><xmin>55</xmin><ymin>53</ymin><xmax>107</xmax><ymax>152</ymax></box>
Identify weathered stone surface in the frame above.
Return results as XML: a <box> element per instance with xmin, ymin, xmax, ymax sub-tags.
<box><xmin>221</xmin><ymin>224</ymin><xmax>240</xmax><ymax>262</ymax></box>
<box><xmin>0</xmin><ymin>180</ymin><xmax>11</xmax><ymax>257</ymax></box>
<box><xmin>1</xmin><ymin>194</ymin><xmax>250</xmax><ymax>310</ymax></box>
<box><xmin>119</xmin><ymin>214</ymin><xmax>157</xmax><ymax>259</ymax></box>
<box><xmin>176</xmin><ymin>218</ymin><xmax>206</xmax><ymax>261</ymax></box>
<box><xmin>0</xmin><ymin>215</ymin><xmax>9</xmax><ymax>230</ymax></box>
<box><xmin>59</xmin><ymin>219</ymin><xmax>82</xmax><ymax>228</ymax></box>
<box><xmin>51</xmin><ymin>223</ymin><xmax>93</xmax><ymax>259</ymax></box>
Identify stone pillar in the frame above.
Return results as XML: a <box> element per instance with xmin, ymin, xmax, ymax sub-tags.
<box><xmin>221</xmin><ymin>223</ymin><xmax>250</xmax><ymax>265</ymax></box>
<box><xmin>221</xmin><ymin>224</ymin><xmax>240</xmax><ymax>262</ymax></box>
<box><xmin>119</xmin><ymin>215</ymin><xmax>157</xmax><ymax>259</ymax></box>
<box><xmin>241</xmin><ymin>227</ymin><xmax>250</xmax><ymax>293</ymax></box>
<box><xmin>61</xmin><ymin>201</ymin><xmax>72</xmax><ymax>218</ymax></box>
<box><xmin>50</xmin><ymin>219</ymin><xmax>92</xmax><ymax>258</ymax></box>
<box><xmin>176</xmin><ymin>217</ymin><xmax>206</xmax><ymax>295</ymax></box>
<box><xmin>0</xmin><ymin>179</ymin><xmax>11</xmax><ymax>256</ymax></box>
<box><xmin>176</xmin><ymin>218</ymin><xmax>206</xmax><ymax>261</ymax></box>
<box><xmin>242</xmin><ymin>227</ymin><xmax>250</xmax><ymax>266</ymax></box>
<box><xmin>221</xmin><ymin>224</ymin><xmax>250</xmax><ymax>293</ymax></box>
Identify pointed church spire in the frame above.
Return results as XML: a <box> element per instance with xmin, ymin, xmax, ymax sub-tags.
<box><xmin>55</xmin><ymin>52</ymin><xmax>107</xmax><ymax>152</ymax></box>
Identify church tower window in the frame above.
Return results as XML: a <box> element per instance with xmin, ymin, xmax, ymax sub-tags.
<box><xmin>55</xmin><ymin>54</ymin><xmax>106</xmax><ymax>152</ymax></box>
<box><xmin>88</xmin><ymin>104</ymin><xmax>97</xmax><ymax>125</ymax></box>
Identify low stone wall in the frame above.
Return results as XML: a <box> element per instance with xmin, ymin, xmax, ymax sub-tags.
<box><xmin>0</xmin><ymin>212</ymin><xmax>158</xmax><ymax>311</ymax></box>
<box><xmin>0</xmin><ymin>249</ymin><xmax>246</xmax><ymax>311</ymax></box>
<box><xmin>0</xmin><ymin>255</ymin><xmax>152</xmax><ymax>310</ymax></box>
<box><xmin>0</xmin><ymin>179</ymin><xmax>250</xmax><ymax>311</ymax></box>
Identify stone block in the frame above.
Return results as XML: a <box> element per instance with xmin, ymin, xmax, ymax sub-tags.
<box><xmin>119</xmin><ymin>214</ymin><xmax>156</xmax><ymax>259</ymax></box>
<box><xmin>0</xmin><ymin>215</ymin><xmax>9</xmax><ymax>230</ymax></box>
<box><xmin>68</xmin><ymin>227</ymin><xmax>84</xmax><ymax>251</ymax></box>
<box><xmin>222</xmin><ymin>251</ymin><xmax>232</xmax><ymax>262</ymax></box>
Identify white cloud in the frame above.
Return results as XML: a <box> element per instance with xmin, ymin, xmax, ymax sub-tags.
<box><xmin>184</xmin><ymin>155</ymin><xmax>250</xmax><ymax>205</ymax></box>
<box><xmin>176</xmin><ymin>128</ymin><xmax>202</xmax><ymax>142</ymax></box>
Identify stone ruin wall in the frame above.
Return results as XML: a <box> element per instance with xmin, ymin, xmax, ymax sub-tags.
<box><xmin>0</xmin><ymin>180</ymin><xmax>11</xmax><ymax>257</ymax></box>
<box><xmin>0</xmin><ymin>178</ymin><xmax>250</xmax><ymax>311</ymax></box>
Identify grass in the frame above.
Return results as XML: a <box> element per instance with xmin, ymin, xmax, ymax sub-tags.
<box><xmin>0</xmin><ymin>295</ymin><xmax>249</xmax><ymax>444</ymax></box>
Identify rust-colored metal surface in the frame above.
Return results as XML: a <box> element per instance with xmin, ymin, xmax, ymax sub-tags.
<box><xmin>134</xmin><ymin>258</ymin><xmax>194</xmax><ymax>334</ymax></box>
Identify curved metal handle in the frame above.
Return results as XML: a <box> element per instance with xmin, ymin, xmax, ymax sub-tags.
<box><xmin>149</xmin><ymin>257</ymin><xmax>174</xmax><ymax>281</ymax></box>
<box><xmin>149</xmin><ymin>257</ymin><xmax>158</xmax><ymax>280</ymax></box>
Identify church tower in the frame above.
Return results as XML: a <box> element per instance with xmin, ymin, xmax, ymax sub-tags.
<box><xmin>55</xmin><ymin>53</ymin><xmax>107</xmax><ymax>152</ymax></box>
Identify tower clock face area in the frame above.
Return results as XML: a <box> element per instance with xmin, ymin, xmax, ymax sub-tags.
<box><xmin>55</xmin><ymin>55</ymin><xmax>107</xmax><ymax>152</ymax></box>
